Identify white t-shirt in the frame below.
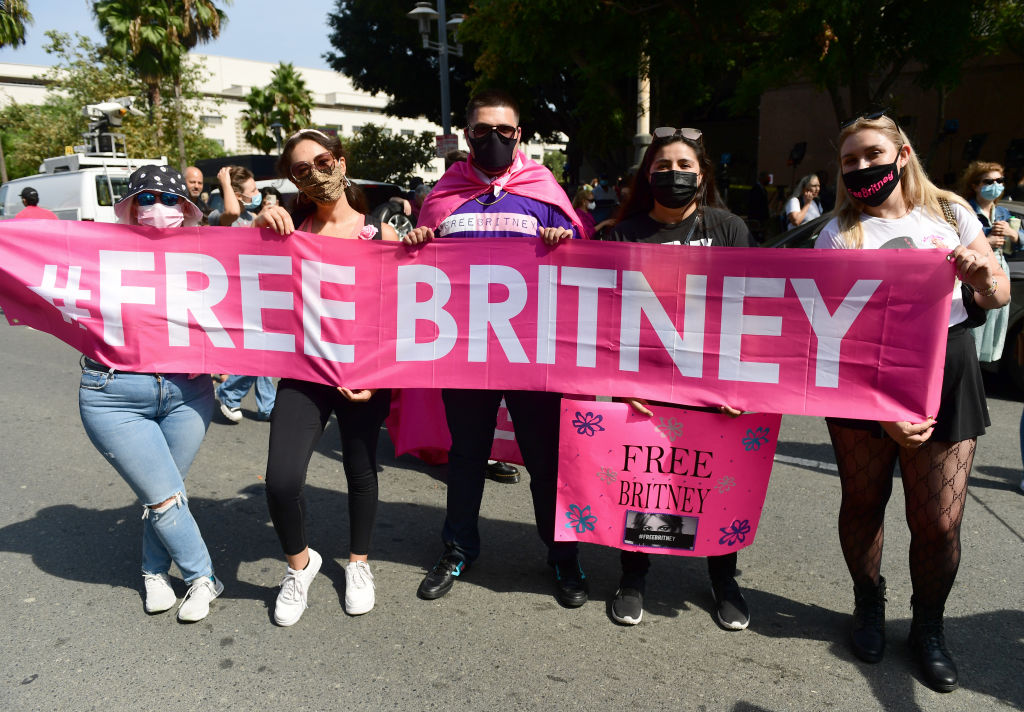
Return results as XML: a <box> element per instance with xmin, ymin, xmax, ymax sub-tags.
<box><xmin>785</xmin><ymin>196</ymin><xmax>822</xmax><ymax>229</ymax></box>
<box><xmin>815</xmin><ymin>202</ymin><xmax>984</xmax><ymax>326</ymax></box>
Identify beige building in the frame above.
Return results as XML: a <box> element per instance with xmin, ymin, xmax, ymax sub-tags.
<box><xmin>0</xmin><ymin>53</ymin><xmax>566</xmax><ymax>180</ymax></box>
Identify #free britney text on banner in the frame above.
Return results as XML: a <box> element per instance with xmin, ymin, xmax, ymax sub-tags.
<box><xmin>0</xmin><ymin>220</ymin><xmax>953</xmax><ymax>420</ymax></box>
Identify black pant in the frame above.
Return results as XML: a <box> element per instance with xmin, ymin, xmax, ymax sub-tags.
<box><xmin>265</xmin><ymin>379</ymin><xmax>390</xmax><ymax>557</ymax></box>
<box><xmin>621</xmin><ymin>550</ymin><xmax>738</xmax><ymax>583</ymax></box>
<box><xmin>440</xmin><ymin>388</ymin><xmax>577</xmax><ymax>564</ymax></box>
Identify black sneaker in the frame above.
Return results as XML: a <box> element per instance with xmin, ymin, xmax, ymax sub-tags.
<box><xmin>611</xmin><ymin>587</ymin><xmax>644</xmax><ymax>625</ymax></box>
<box><xmin>710</xmin><ymin>577</ymin><xmax>750</xmax><ymax>630</ymax></box>
<box><xmin>417</xmin><ymin>550</ymin><xmax>468</xmax><ymax>600</ymax></box>
<box><xmin>909</xmin><ymin>618</ymin><xmax>958</xmax><ymax>692</ymax></box>
<box><xmin>551</xmin><ymin>559</ymin><xmax>589</xmax><ymax>608</ymax></box>
<box><xmin>485</xmin><ymin>460</ymin><xmax>520</xmax><ymax>484</ymax></box>
<box><xmin>850</xmin><ymin>576</ymin><xmax>886</xmax><ymax>663</ymax></box>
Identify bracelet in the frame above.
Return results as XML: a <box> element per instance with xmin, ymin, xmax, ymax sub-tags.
<box><xmin>977</xmin><ymin>278</ymin><xmax>998</xmax><ymax>298</ymax></box>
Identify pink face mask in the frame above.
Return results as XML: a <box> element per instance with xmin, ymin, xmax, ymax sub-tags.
<box><xmin>136</xmin><ymin>203</ymin><xmax>184</xmax><ymax>228</ymax></box>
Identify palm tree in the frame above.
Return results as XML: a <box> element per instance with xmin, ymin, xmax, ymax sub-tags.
<box><xmin>241</xmin><ymin>63</ymin><xmax>314</xmax><ymax>154</ymax></box>
<box><xmin>241</xmin><ymin>85</ymin><xmax>276</xmax><ymax>154</ymax></box>
<box><xmin>266</xmin><ymin>63</ymin><xmax>313</xmax><ymax>138</ymax></box>
<box><xmin>171</xmin><ymin>1</ymin><xmax>230</xmax><ymax>170</ymax></box>
<box><xmin>0</xmin><ymin>0</ymin><xmax>33</xmax><ymax>49</ymax></box>
<box><xmin>93</xmin><ymin>0</ymin><xmax>185</xmax><ymax>150</ymax></box>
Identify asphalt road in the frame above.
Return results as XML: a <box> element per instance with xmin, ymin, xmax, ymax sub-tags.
<box><xmin>1</xmin><ymin>319</ymin><xmax>1021</xmax><ymax>712</ymax></box>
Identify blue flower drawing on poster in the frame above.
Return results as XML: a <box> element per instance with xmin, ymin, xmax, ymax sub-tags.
<box><xmin>715</xmin><ymin>475</ymin><xmax>736</xmax><ymax>494</ymax></box>
<box><xmin>656</xmin><ymin>416</ymin><xmax>684</xmax><ymax>442</ymax></box>
<box><xmin>596</xmin><ymin>467</ymin><xmax>617</xmax><ymax>484</ymax></box>
<box><xmin>719</xmin><ymin>519</ymin><xmax>752</xmax><ymax>546</ymax></box>
<box><xmin>742</xmin><ymin>427</ymin><xmax>770</xmax><ymax>451</ymax></box>
<box><xmin>565</xmin><ymin>504</ymin><xmax>598</xmax><ymax>534</ymax></box>
<box><xmin>572</xmin><ymin>411</ymin><xmax>605</xmax><ymax>437</ymax></box>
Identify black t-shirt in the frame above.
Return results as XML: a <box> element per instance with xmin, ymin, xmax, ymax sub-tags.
<box><xmin>604</xmin><ymin>207</ymin><xmax>753</xmax><ymax>248</ymax></box>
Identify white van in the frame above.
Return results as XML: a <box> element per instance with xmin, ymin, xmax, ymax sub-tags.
<box><xmin>0</xmin><ymin>153</ymin><xmax>167</xmax><ymax>222</ymax></box>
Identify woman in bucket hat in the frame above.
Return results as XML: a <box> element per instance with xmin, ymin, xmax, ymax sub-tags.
<box><xmin>79</xmin><ymin>164</ymin><xmax>222</xmax><ymax>622</ymax></box>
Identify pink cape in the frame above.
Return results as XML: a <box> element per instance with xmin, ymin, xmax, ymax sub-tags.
<box><xmin>417</xmin><ymin>151</ymin><xmax>587</xmax><ymax>237</ymax></box>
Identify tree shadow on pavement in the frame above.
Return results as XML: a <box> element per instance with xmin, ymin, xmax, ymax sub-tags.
<box><xmin>0</xmin><ymin>479</ymin><xmax>598</xmax><ymax>610</ymax></box>
<box><xmin>750</xmin><ymin>588</ymin><xmax>1024</xmax><ymax>710</ymax></box>
<box><xmin>970</xmin><ymin>464</ymin><xmax>1023</xmax><ymax>494</ymax></box>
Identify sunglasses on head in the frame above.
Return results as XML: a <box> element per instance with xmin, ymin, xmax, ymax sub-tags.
<box><xmin>468</xmin><ymin>123</ymin><xmax>518</xmax><ymax>139</ymax></box>
<box><xmin>839</xmin><ymin>110</ymin><xmax>898</xmax><ymax>131</ymax></box>
<box><xmin>652</xmin><ymin>127</ymin><xmax>703</xmax><ymax>141</ymax></box>
<box><xmin>980</xmin><ymin>177</ymin><xmax>1004</xmax><ymax>185</ymax></box>
<box><xmin>136</xmin><ymin>191</ymin><xmax>181</xmax><ymax>207</ymax></box>
<box><xmin>290</xmin><ymin>151</ymin><xmax>337</xmax><ymax>181</ymax></box>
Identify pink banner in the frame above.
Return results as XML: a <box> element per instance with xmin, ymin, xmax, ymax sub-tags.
<box><xmin>555</xmin><ymin>399</ymin><xmax>782</xmax><ymax>556</ymax></box>
<box><xmin>0</xmin><ymin>220</ymin><xmax>954</xmax><ymax>420</ymax></box>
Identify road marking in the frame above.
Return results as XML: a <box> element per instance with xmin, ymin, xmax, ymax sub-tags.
<box><xmin>773</xmin><ymin>453</ymin><xmax>838</xmax><ymax>473</ymax></box>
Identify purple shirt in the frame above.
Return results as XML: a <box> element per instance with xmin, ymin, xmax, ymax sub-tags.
<box><xmin>438</xmin><ymin>190</ymin><xmax>576</xmax><ymax>238</ymax></box>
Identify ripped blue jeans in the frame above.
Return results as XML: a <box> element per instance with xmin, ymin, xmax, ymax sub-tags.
<box><xmin>79</xmin><ymin>366</ymin><xmax>215</xmax><ymax>583</ymax></box>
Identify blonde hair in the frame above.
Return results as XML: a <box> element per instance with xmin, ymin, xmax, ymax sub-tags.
<box><xmin>957</xmin><ymin>160</ymin><xmax>1004</xmax><ymax>204</ymax></box>
<box><xmin>572</xmin><ymin>188</ymin><xmax>591</xmax><ymax>210</ymax></box>
<box><xmin>833</xmin><ymin>116</ymin><xmax>970</xmax><ymax>248</ymax></box>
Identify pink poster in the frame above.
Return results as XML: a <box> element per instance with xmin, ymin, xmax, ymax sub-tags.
<box><xmin>0</xmin><ymin>220</ymin><xmax>954</xmax><ymax>421</ymax></box>
<box><xmin>555</xmin><ymin>399</ymin><xmax>782</xmax><ymax>557</ymax></box>
<box><xmin>385</xmin><ymin>389</ymin><xmax>523</xmax><ymax>465</ymax></box>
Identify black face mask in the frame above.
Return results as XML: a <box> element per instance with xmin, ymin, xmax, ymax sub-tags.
<box><xmin>467</xmin><ymin>130</ymin><xmax>517</xmax><ymax>173</ymax></box>
<box><xmin>843</xmin><ymin>158</ymin><xmax>902</xmax><ymax>207</ymax></box>
<box><xmin>650</xmin><ymin>170</ymin><xmax>699</xmax><ymax>209</ymax></box>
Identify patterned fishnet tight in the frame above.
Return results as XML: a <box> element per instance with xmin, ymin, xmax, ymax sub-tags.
<box><xmin>827</xmin><ymin>422</ymin><xmax>973</xmax><ymax>613</ymax></box>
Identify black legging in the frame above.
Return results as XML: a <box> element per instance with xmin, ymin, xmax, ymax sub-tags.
<box><xmin>265</xmin><ymin>379</ymin><xmax>390</xmax><ymax>557</ymax></box>
<box><xmin>826</xmin><ymin>422</ymin><xmax>972</xmax><ymax>614</ymax></box>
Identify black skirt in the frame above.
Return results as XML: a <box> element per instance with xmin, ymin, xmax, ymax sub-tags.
<box><xmin>826</xmin><ymin>323</ymin><xmax>989</xmax><ymax>443</ymax></box>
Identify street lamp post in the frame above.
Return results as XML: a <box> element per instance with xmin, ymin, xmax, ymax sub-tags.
<box><xmin>407</xmin><ymin>2</ymin><xmax>464</xmax><ymax>139</ymax></box>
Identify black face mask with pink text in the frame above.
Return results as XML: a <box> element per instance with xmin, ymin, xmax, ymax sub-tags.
<box><xmin>843</xmin><ymin>158</ymin><xmax>902</xmax><ymax>207</ymax></box>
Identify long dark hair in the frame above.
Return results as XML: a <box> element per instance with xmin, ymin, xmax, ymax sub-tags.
<box><xmin>275</xmin><ymin>129</ymin><xmax>367</xmax><ymax>225</ymax></box>
<box><xmin>616</xmin><ymin>134</ymin><xmax>723</xmax><ymax>223</ymax></box>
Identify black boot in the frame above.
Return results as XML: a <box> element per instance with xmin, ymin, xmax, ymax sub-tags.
<box><xmin>908</xmin><ymin>603</ymin><xmax>958</xmax><ymax>693</ymax></box>
<box><xmin>850</xmin><ymin>576</ymin><xmax>886</xmax><ymax>663</ymax></box>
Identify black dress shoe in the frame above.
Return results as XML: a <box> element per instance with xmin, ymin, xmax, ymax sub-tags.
<box><xmin>909</xmin><ymin>618</ymin><xmax>958</xmax><ymax>692</ymax></box>
<box><xmin>551</xmin><ymin>559</ymin><xmax>589</xmax><ymax>608</ymax></box>
<box><xmin>850</xmin><ymin>576</ymin><xmax>886</xmax><ymax>663</ymax></box>
<box><xmin>417</xmin><ymin>551</ymin><xmax>468</xmax><ymax>600</ymax></box>
<box><xmin>485</xmin><ymin>460</ymin><xmax>520</xmax><ymax>484</ymax></box>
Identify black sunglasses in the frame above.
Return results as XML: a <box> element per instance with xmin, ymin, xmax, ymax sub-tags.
<box><xmin>468</xmin><ymin>123</ymin><xmax>518</xmax><ymax>139</ymax></box>
<box><xmin>839</xmin><ymin>110</ymin><xmax>897</xmax><ymax>131</ymax></box>
<box><xmin>136</xmin><ymin>191</ymin><xmax>181</xmax><ymax>207</ymax></box>
<box><xmin>980</xmin><ymin>177</ymin><xmax>1004</xmax><ymax>185</ymax></box>
<box><xmin>652</xmin><ymin>126</ymin><xmax>703</xmax><ymax>141</ymax></box>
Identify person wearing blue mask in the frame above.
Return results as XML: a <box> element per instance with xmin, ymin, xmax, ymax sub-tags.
<box><xmin>959</xmin><ymin>161</ymin><xmax>1022</xmax><ymax>255</ymax></box>
<box><xmin>208</xmin><ymin>165</ymin><xmax>284</xmax><ymax>422</ymax></box>
<box><xmin>958</xmin><ymin>161</ymin><xmax>1021</xmax><ymax>365</ymax></box>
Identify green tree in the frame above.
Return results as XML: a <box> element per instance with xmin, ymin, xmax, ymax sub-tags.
<box><xmin>0</xmin><ymin>31</ymin><xmax>223</xmax><ymax>180</ymax></box>
<box><xmin>344</xmin><ymin>124</ymin><xmax>436</xmax><ymax>184</ymax></box>
<box><xmin>325</xmin><ymin>0</ymin><xmax>474</xmax><ymax>131</ymax></box>
<box><xmin>0</xmin><ymin>0</ymin><xmax>33</xmax><ymax>48</ymax></box>
<box><xmin>241</xmin><ymin>86</ymin><xmax>276</xmax><ymax>154</ymax></box>
<box><xmin>733</xmin><ymin>0</ymin><xmax>1024</xmax><ymax>125</ymax></box>
<box><xmin>242</xmin><ymin>62</ymin><xmax>314</xmax><ymax>154</ymax></box>
<box><xmin>170</xmin><ymin>0</ymin><xmax>231</xmax><ymax>171</ymax></box>
<box><xmin>93</xmin><ymin>0</ymin><xmax>185</xmax><ymax>148</ymax></box>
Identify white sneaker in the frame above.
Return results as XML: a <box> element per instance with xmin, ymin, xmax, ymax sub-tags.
<box><xmin>143</xmin><ymin>572</ymin><xmax>176</xmax><ymax>614</ymax></box>
<box><xmin>274</xmin><ymin>548</ymin><xmax>322</xmax><ymax>626</ymax></box>
<box><xmin>220</xmin><ymin>402</ymin><xmax>242</xmax><ymax>423</ymax></box>
<box><xmin>344</xmin><ymin>560</ymin><xmax>375</xmax><ymax>615</ymax></box>
<box><xmin>177</xmin><ymin>575</ymin><xmax>224</xmax><ymax>622</ymax></box>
